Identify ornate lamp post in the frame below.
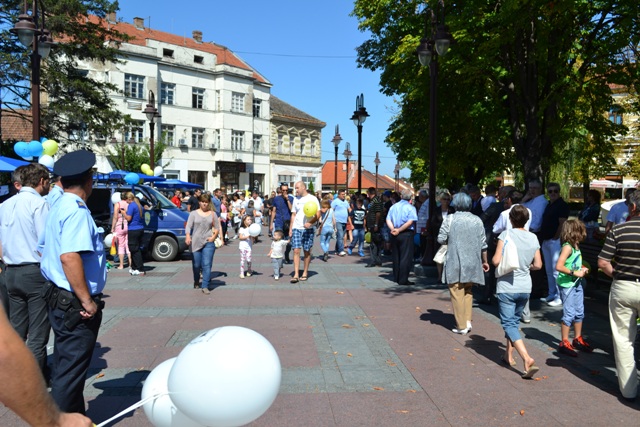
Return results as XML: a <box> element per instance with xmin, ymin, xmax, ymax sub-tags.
<box><xmin>343</xmin><ymin>142</ymin><xmax>352</xmax><ymax>193</ymax></box>
<box><xmin>142</xmin><ymin>90</ymin><xmax>161</xmax><ymax>167</ymax></box>
<box><xmin>416</xmin><ymin>0</ymin><xmax>453</xmax><ymax>260</ymax></box>
<box><xmin>374</xmin><ymin>151</ymin><xmax>381</xmax><ymax>191</ymax></box>
<box><xmin>11</xmin><ymin>0</ymin><xmax>55</xmax><ymax>141</ymax></box>
<box><xmin>394</xmin><ymin>161</ymin><xmax>400</xmax><ymax>192</ymax></box>
<box><xmin>331</xmin><ymin>125</ymin><xmax>342</xmax><ymax>194</ymax></box>
<box><xmin>350</xmin><ymin>93</ymin><xmax>369</xmax><ymax>195</ymax></box>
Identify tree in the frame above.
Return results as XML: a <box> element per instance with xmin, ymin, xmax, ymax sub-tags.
<box><xmin>0</xmin><ymin>0</ymin><xmax>130</xmax><ymax>147</ymax></box>
<box><xmin>105</xmin><ymin>139</ymin><xmax>166</xmax><ymax>173</ymax></box>
<box><xmin>352</xmin><ymin>0</ymin><xmax>639</xmax><ymax>187</ymax></box>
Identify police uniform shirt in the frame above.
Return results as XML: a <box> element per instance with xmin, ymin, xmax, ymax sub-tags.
<box><xmin>387</xmin><ymin>200</ymin><xmax>418</xmax><ymax>230</ymax></box>
<box><xmin>41</xmin><ymin>192</ymin><xmax>106</xmax><ymax>295</ymax></box>
<box><xmin>46</xmin><ymin>184</ymin><xmax>64</xmax><ymax>209</ymax></box>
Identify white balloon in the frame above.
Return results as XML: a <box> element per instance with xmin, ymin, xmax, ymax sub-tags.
<box><xmin>142</xmin><ymin>358</ymin><xmax>201</xmax><ymax>427</ymax></box>
<box><xmin>153</xmin><ymin>166</ymin><xmax>164</xmax><ymax>176</ymax></box>
<box><xmin>38</xmin><ymin>154</ymin><xmax>54</xmax><ymax>169</ymax></box>
<box><xmin>111</xmin><ymin>192</ymin><xmax>122</xmax><ymax>204</ymax></box>
<box><xmin>248</xmin><ymin>223</ymin><xmax>261</xmax><ymax>237</ymax></box>
<box><xmin>103</xmin><ymin>233</ymin><xmax>113</xmax><ymax>248</ymax></box>
<box><xmin>168</xmin><ymin>326</ymin><xmax>281</xmax><ymax>427</ymax></box>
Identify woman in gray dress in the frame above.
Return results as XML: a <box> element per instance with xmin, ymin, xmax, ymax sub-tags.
<box><xmin>437</xmin><ymin>192</ymin><xmax>489</xmax><ymax>335</ymax></box>
<box><xmin>186</xmin><ymin>193</ymin><xmax>220</xmax><ymax>294</ymax></box>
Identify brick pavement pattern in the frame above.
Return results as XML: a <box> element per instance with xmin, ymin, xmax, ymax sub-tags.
<box><xmin>1</xmin><ymin>230</ymin><xmax>638</xmax><ymax>425</ymax></box>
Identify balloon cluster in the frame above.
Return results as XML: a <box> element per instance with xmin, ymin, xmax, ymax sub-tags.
<box><xmin>141</xmin><ymin>326</ymin><xmax>281</xmax><ymax>427</ymax></box>
<box><xmin>14</xmin><ymin>138</ymin><xmax>58</xmax><ymax>167</ymax></box>
<box><xmin>141</xmin><ymin>164</ymin><xmax>164</xmax><ymax>177</ymax></box>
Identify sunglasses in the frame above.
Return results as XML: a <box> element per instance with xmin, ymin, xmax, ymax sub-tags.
<box><xmin>547</xmin><ymin>189</ymin><xmax>559</xmax><ymax>193</ymax></box>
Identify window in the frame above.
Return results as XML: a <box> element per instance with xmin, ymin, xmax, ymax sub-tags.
<box><xmin>192</xmin><ymin>87</ymin><xmax>205</xmax><ymax>109</ymax></box>
<box><xmin>302</xmin><ymin>176</ymin><xmax>315</xmax><ymax>188</ymax></box>
<box><xmin>278</xmin><ymin>175</ymin><xmax>295</xmax><ymax>188</ymax></box>
<box><xmin>126</xmin><ymin>120</ymin><xmax>144</xmax><ymax>143</ymax></box>
<box><xmin>289</xmin><ymin>136</ymin><xmax>295</xmax><ymax>154</ymax></box>
<box><xmin>214</xmin><ymin>129</ymin><xmax>221</xmax><ymax>148</ymax></box>
<box><xmin>253</xmin><ymin>98</ymin><xmax>261</xmax><ymax>118</ymax></box>
<box><xmin>609</xmin><ymin>107</ymin><xmax>623</xmax><ymax>125</ymax></box>
<box><xmin>300</xmin><ymin>140</ymin><xmax>305</xmax><ymax>156</ymax></box>
<box><xmin>216</xmin><ymin>90</ymin><xmax>221</xmax><ymax>111</ymax></box>
<box><xmin>194</xmin><ymin>55</ymin><xmax>204</xmax><ymax>64</ymax></box>
<box><xmin>253</xmin><ymin>134</ymin><xmax>262</xmax><ymax>153</ymax></box>
<box><xmin>163</xmin><ymin>48</ymin><xmax>174</xmax><ymax>58</ymax></box>
<box><xmin>160</xmin><ymin>83</ymin><xmax>175</xmax><ymax>105</ymax></box>
<box><xmin>277</xmin><ymin>134</ymin><xmax>284</xmax><ymax>154</ymax></box>
<box><xmin>231</xmin><ymin>130</ymin><xmax>244</xmax><ymax>151</ymax></box>
<box><xmin>124</xmin><ymin>74</ymin><xmax>144</xmax><ymax>99</ymax></box>
<box><xmin>69</xmin><ymin>121</ymin><xmax>87</xmax><ymax>142</ymax></box>
<box><xmin>311</xmin><ymin>140</ymin><xmax>316</xmax><ymax>156</ymax></box>
<box><xmin>161</xmin><ymin>124</ymin><xmax>175</xmax><ymax>146</ymax></box>
<box><xmin>192</xmin><ymin>127</ymin><xmax>205</xmax><ymax>148</ymax></box>
<box><xmin>231</xmin><ymin>92</ymin><xmax>245</xmax><ymax>113</ymax></box>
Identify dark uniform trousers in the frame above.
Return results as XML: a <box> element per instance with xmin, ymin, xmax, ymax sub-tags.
<box><xmin>391</xmin><ymin>230</ymin><xmax>414</xmax><ymax>285</ymax></box>
<box><xmin>368</xmin><ymin>227</ymin><xmax>383</xmax><ymax>266</ymax></box>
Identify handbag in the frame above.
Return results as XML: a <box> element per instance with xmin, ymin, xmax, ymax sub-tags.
<box><xmin>214</xmin><ymin>236</ymin><xmax>223</xmax><ymax>248</ymax></box>
<box><xmin>433</xmin><ymin>244</ymin><xmax>447</xmax><ymax>264</ymax></box>
<box><xmin>495</xmin><ymin>230</ymin><xmax>520</xmax><ymax>277</ymax></box>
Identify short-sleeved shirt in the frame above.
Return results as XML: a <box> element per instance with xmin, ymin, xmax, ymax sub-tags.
<box><xmin>211</xmin><ymin>196</ymin><xmax>221</xmax><ymax>216</ymax></box>
<box><xmin>270</xmin><ymin>239</ymin><xmax>288</xmax><ymax>258</ymax></box>
<box><xmin>272</xmin><ymin>195</ymin><xmax>293</xmax><ymax>229</ymax></box>
<box><xmin>187</xmin><ymin>195</ymin><xmax>199</xmax><ymax>212</ymax></box>
<box><xmin>523</xmin><ymin>194</ymin><xmax>549</xmax><ymax>232</ymax></box>
<box><xmin>540</xmin><ymin>198</ymin><xmax>570</xmax><ymax>240</ymax></box>
<box><xmin>238</xmin><ymin>227</ymin><xmax>253</xmax><ymax>251</ymax></box>
<box><xmin>127</xmin><ymin>202</ymin><xmax>145</xmax><ymax>230</ymax></box>
<box><xmin>387</xmin><ymin>200</ymin><xmax>418</xmax><ymax>230</ymax></box>
<box><xmin>598</xmin><ymin>216</ymin><xmax>640</xmax><ymax>281</ymax></box>
<box><xmin>292</xmin><ymin>194</ymin><xmax>320</xmax><ymax>230</ymax></box>
<box><xmin>495</xmin><ymin>229</ymin><xmax>540</xmax><ymax>294</ymax></box>
<box><xmin>351</xmin><ymin>207</ymin><xmax>366</xmax><ymax>230</ymax></box>
<box><xmin>41</xmin><ymin>192</ymin><xmax>106</xmax><ymax>294</ymax></box>
<box><xmin>606</xmin><ymin>201</ymin><xmax>629</xmax><ymax>225</ymax></box>
<box><xmin>0</xmin><ymin>187</ymin><xmax>49</xmax><ymax>264</ymax></box>
<box><xmin>492</xmin><ymin>205</ymin><xmax>532</xmax><ymax>234</ymax></box>
<box><xmin>186</xmin><ymin>210</ymin><xmax>219</xmax><ymax>252</ymax></box>
<box><xmin>331</xmin><ymin>198</ymin><xmax>350</xmax><ymax>223</ymax></box>
<box><xmin>366</xmin><ymin>196</ymin><xmax>383</xmax><ymax>229</ymax></box>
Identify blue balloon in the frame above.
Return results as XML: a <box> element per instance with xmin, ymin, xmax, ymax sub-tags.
<box><xmin>124</xmin><ymin>172</ymin><xmax>140</xmax><ymax>185</ymax></box>
<box><xmin>28</xmin><ymin>140</ymin><xmax>43</xmax><ymax>157</ymax></box>
<box><xmin>413</xmin><ymin>233</ymin><xmax>421</xmax><ymax>246</ymax></box>
<box><xmin>14</xmin><ymin>141</ymin><xmax>30</xmax><ymax>159</ymax></box>
<box><xmin>40</xmin><ymin>136</ymin><xmax>48</xmax><ymax>143</ymax></box>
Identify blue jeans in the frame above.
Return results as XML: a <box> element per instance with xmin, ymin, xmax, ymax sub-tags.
<box><xmin>350</xmin><ymin>228</ymin><xmax>364</xmax><ymax>253</ymax></box>
<box><xmin>559</xmin><ymin>282</ymin><xmax>585</xmax><ymax>326</ymax></box>
<box><xmin>192</xmin><ymin>242</ymin><xmax>216</xmax><ymax>289</ymax></box>
<box><xmin>320</xmin><ymin>228</ymin><xmax>333</xmax><ymax>253</ymax></box>
<box><xmin>335</xmin><ymin>222</ymin><xmax>346</xmax><ymax>253</ymax></box>
<box><xmin>497</xmin><ymin>292</ymin><xmax>530</xmax><ymax>343</ymax></box>
<box><xmin>271</xmin><ymin>258</ymin><xmax>283</xmax><ymax>277</ymax></box>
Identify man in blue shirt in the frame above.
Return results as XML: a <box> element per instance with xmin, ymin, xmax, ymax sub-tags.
<box><xmin>0</xmin><ymin>163</ymin><xmax>51</xmax><ymax>377</ymax></box>
<box><xmin>40</xmin><ymin>150</ymin><xmax>107</xmax><ymax>414</ymax></box>
<box><xmin>331</xmin><ymin>189</ymin><xmax>351</xmax><ymax>256</ymax></box>
<box><xmin>386</xmin><ymin>189</ymin><xmax>418</xmax><ymax>286</ymax></box>
<box><xmin>271</xmin><ymin>183</ymin><xmax>294</xmax><ymax>263</ymax></box>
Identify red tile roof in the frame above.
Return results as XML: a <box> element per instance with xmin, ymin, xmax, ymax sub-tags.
<box><xmin>88</xmin><ymin>16</ymin><xmax>269</xmax><ymax>84</ymax></box>
<box><xmin>1</xmin><ymin>109</ymin><xmax>32</xmax><ymax>142</ymax></box>
<box><xmin>321</xmin><ymin>161</ymin><xmax>412</xmax><ymax>193</ymax></box>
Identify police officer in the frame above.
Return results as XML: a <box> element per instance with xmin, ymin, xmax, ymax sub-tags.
<box><xmin>40</xmin><ymin>150</ymin><xmax>107</xmax><ymax>414</ymax></box>
<box><xmin>386</xmin><ymin>188</ymin><xmax>418</xmax><ymax>286</ymax></box>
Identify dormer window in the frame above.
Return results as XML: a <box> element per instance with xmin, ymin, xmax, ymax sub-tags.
<box><xmin>163</xmin><ymin>48</ymin><xmax>174</xmax><ymax>58</ymax></box>
<box><xmin>194</xmin><ymin>55</ymin><xmax>204</xmax><ymax>64</ymax></box>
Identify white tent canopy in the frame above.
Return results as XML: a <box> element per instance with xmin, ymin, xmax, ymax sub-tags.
<box><xmin>589</xmin><ymin>179</ymin><xmax>623</xmax><ymax>189</ymax></box>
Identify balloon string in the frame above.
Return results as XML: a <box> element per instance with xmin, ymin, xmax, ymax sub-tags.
<box><xmin>95</xmin><ymin>392</ymin><xmax>165</xmax><ymax>427</ymax></box>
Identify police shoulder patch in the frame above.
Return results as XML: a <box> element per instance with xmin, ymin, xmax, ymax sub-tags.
<box><xmin>76</xmin><ymin>200</ymin><xmax>87</xmax><ymax>209</ymax></box>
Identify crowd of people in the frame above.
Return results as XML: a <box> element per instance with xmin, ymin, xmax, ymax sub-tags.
<box><xmin>1</xmin><ymin>155</ymin><xmax>640</xmax><ymax>426</ymax></box>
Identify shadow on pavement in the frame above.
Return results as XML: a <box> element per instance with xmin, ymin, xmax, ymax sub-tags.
<box><xmin>419</xmin><ymin>309</ymin><xmax>454</xmax><ymax>331</ymax></box>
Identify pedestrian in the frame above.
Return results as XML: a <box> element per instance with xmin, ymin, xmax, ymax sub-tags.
<box><xmin>438</xmin><ymin>192</ymin><xmax>490</xmax><ymax>334</ymax></box>
<box><xmin>289</xmin><ymin>181</ymin><xmax>320</xmax><ymax>283</ymax></box>
<box><xmin>348</xmin><ymin>197</ymin><xmax>366</xmax><ymax>257</ymax></box>
<box><xmin>185</xmin><ymin>193</ymin><xmax>220</xmax><ymax>294</ymax></box>
<box><xmin>171</xmin><ymin>189</ymin><xmax>182</xmax><ymax>208</ymax></box>
<box><xmin>598</xmin><ymin>189</ymin><xmax>640</xmax><ymax>401</ymax></box>
<box><xmin>121</xmin><ymin>192</ymin><xmax>145</xmax><ymax>276</ymax></box>
<box><xmin>231</xmin><ymin>193</ymin><xmax>243</xmax><ymax>238</ymax></box>
<box><xmin>425</xmin><ymin>191</ymin><xmax>455</xmax><ymax>282</ymax></box>
<box><xmin>111</xmin><ymin>192</ymin><xmax>131</xmax><ymax>270</ymax></box>
<box><xmin>187</xmin><ymin>188</ymin><xmax>202</xmax><ymax>212</ymax></box>
<box><xmin>540</xmin><ymin>183</ymin><xmax>570</xmax><ymax>306</ymax></box>
<box><xmin>555</xmin><ymin>219</ymin><xmax>592</xmax><ymax>356</ymax></box>
<box><xmin>0</xmin><ymin>304</ymin><xmax>93</xmax><ymax>427</ymax></box>
<box><xmin>238</xmin><ymin>215</ymin><xmax>254</xmax><ymax>279</ymax></box>
<box><xmin>492</xmin><ymin>205</ymin><xmax>542</xmax><ymax>378</ymax></box>
<box><xmin>271</xmin><ymin>183</ymin><xmax>293</xmax><ymax>263</ymax></box>
<box><xmin>317</xmin><ymin>199</ymin><xmax>336</xmax><ymax>261</ymax></box>
<box><xmin>365</xmin><ymin>187</ymin><xmax>383</xmax><ymax>267</ymax></box>
<box><xmin>268</xmin><ymin>230</ymin><xmax>289</xmax><ymax>280</ymax></box>
<box><xmin>381</xmin><ymin>190</ymin><xmax>393</xmax><ymax>256</ymax></box>
<box><xmin>0</xmin><ymin>163</ymin><xmax>51</xmax><ymax>377</ymax></box>
<box><xmin>386</xmin><ymin>188</ymin><xmax>418</xmax><ymax>286</ymax></box>
<box><xmin>40</xmin><ymin>150</ymin><xmax>107</xmax><ymax>414</ymax></box>
<box><xmin>331</xmin><ymin>189</ymin><xmax>351</xmax><ymax>256</ymax></box>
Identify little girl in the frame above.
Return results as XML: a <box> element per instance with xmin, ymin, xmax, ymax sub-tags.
<box><xmin>317</xmin><ymin>199</ymin><xmax>336</xmax><ymax>261</ymax></box>
<box><xmin>555</xmin><ymin>219</ymin><xmax>592</xmax><ymax>356</ymax></box>
<box><xmin>238</xmin><ymin>215</ymin><xmax>254</xmax><ymax>278</ymax></box>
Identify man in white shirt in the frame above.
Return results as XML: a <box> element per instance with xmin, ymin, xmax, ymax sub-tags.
<box><xmin>493</xmin><ymin>190</ymin><xmax>532</xmax><ymax>234</ymax></box>
<box><xmin>604</xmin><ymin>188</ymin><xmax>635</xmax><ymax>235</ymax></box>
<box><xmin>251</xmin><ymin>190</ymin><xmax>264</xmax><ymax>225</ymax></box>
<box><xmin>289</xmin><ymin>181</ymin><xmax>320</xmax><ymax>283</ymax></box>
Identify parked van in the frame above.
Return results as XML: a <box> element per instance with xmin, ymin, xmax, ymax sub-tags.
<box><xmin>87</xmin><ymin>184</ymin><xmax>189</xmax><ymax>261</ymax></box>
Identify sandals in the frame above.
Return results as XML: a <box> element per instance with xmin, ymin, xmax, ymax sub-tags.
<box><xmin>522</xmin><ymin>365</ymin><xmax>539</xmax><ymax>379</ymax></box>
<box><xmin>290</xmin><ymin>278</ymin><xmax>299</xmax><ymax>283</ymax></box>
<box><xmin>501</xmin><ymin>357</ymin><xmax>517</xmax><ymax>367</ymax></box>
<box><xmin>299</xmin><ymin>276</ymin><xmax>308</xmax><ymax>281</ymax></box>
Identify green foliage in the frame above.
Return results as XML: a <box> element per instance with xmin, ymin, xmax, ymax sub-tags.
<box><xmin>105</xmin><ymin>138</ymin><xmax>166</xmax><ymax>173</ymax></box>
<box><xmin>307</xmin><ymin>180</ymin><xmax>315</xmax><ymax>194</ymax></box>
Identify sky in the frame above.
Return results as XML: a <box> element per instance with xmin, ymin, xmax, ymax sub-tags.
<box><xmin>116</xmin><ymin>0</ymin><xmax>409</xmax><ymax>178</ymax></box>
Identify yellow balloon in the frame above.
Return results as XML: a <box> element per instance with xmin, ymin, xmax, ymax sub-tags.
<box><xmin>145</xmin><ymin>169</ymin><xmax>153</xmax><ymax>176</ymax></box>
<box><xmin>303</xmin><ymin>200</ymin><xmax>318</xmax><ymax>217</ymax></box>
<box><xmin>365</xmin><ymin>232</ymin><xmax>371</xmax><ymax>243</ymax></box>
<box><xmin>42</xmin><ymin>139</ymin><xmax>58</xmax><ymax>156</ymax></box>
<box><xmin>141</xmin><ymin>163</ymin><xmax>151</xmax><ymax>173</ymax></box>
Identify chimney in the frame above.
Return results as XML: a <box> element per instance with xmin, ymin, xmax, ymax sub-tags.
<box><xmin>133</xmin><ymin>17</ymin><xmax>144</xmax><ymax>29</ymax></box>
<box><xmin>192</xmin><ymin>30</ymin><xmax>203</xmax><ymax>43</ymax></box>
<box><xmin>106</xmin><ymin>12</ymin><xmax>116</xmax><ymax>24</ymax></box>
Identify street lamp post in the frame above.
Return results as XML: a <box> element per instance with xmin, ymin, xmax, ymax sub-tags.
<box><xmin>331</xmin><ymin>125</ymin><xmax>343</xmax><ymax>194</ymax></box>
<box><xmin>350</xmin><ymin>93</ymin><xmax>369</xmax><ymax>195</ymax></box>
<box><xmin>143</xmin><ymin>90</ymin><xmax>161</xmax><ymax>168</ymax></box>
<box><xmin>394</xmin><ymin>162</ymin><xmax>400</xmax><ymax>192</ymax></box>
<box><xmin>343</xmin><ymin>142</ymin><xmax>352</xmax><ymax>193</ymax></box>
<box><xmin>416</xmin><ymin>0</ymin><xmax>453</xmax><ymax>261</ymax></box>
<box><xmin>11</xmin><ymin>0</ymin><xmax>55</xmax><ymax>141</ymax></box>
<box><xmin>374</xmin><ymin>151</ymin><xmax>381</xmax><ymax>191</ymax></box>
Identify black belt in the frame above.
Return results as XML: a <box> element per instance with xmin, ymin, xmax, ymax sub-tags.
<box><xmin>6</xmin><ymin>262</ymin><xmax>40</xmax><ymax>268</ymax></box>
<box><xmin>399</xmin><ymin>229</ymin><xmax>415</xmax><ymax>233</ymax></box>
<box><xmin>41</xmin><ymin>281</ymin><xmax>104</xmax><ymax>329</ymax></box>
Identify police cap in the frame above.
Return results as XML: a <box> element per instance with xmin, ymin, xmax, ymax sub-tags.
<box><xmin>53</xmin><ymin>150</ymin><xmax>96</xmax><ymax>178</ymax></box>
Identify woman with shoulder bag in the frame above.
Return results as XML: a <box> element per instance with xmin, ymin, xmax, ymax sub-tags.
<box><xmin>185</xmin><ymin>193</ymin><xmax>221</xmax><ymax>294</ymax></box>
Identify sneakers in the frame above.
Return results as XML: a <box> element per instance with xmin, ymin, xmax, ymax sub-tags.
<box><xmin>339</xmin><ymin>251</ymin><xmax>347</xmax><ymax>257</ymax></box>
<box><xmin>452</xmin><ymin>327</ymin><xmax>470</xmax><ymax>335</ymax></box>
<box><xmin>239</xmin><ymin>273</ymin><xmax>245</xmax><ymax>279</ymax></box>
<box><xmin>323</xmin><ymin>253</ymin><xmax>328</xmax><ymax>262</ymax></box>
<box><xmin>232</xmin><ymin>235</ymin><xmax>239</xmax><ymax>240</ymax></box>
<box><xmin>547</xmin><ymin>298</ymin><xmax>563</xmax><ymax>307</ymax></box>
<box><xmin>559</xmin><ymin>339</ymin><xmax>578</xmax><ymax>357</ymax></box>
<box><xmin>201</xmin><ymin>288</ymin><xmax>211</xmax><ymax>295</ymax></box>
<box><xmin>358</xmin><ymin>251</ymin><xmax>365</xmax><ymax>257</ymax></box>
<box><xmin>572</xmin><ymin>336</ymin><xmax>593</xmax><ymax>353</ymax></box>
<box><xmin>347</xmin><ymin>247</ymin><xmax>352</xmax><ymax>255</ymax></box>
<box><xmin>245</xmin><ymin>270</ymin><xmax>253</xmax><ymax>277</ymax></box>
<box><xmin>467</xmin><ymin>321</ymin><xmax>472</xmax><ymax>331</ymax></box>
<box><xmin>274</xmin><ymin>275</ymin><xmax>280</xmax><ymax>281</ymax></box>
<box><xmin>130</xmin><ymin>269</ymin><xmax>140</xmax><ymax>276</ymax></box>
